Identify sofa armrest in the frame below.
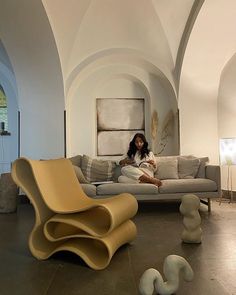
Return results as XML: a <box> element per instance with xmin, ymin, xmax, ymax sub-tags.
<box><xmin>205</xmin><ymin>165</ymin><xmax>221</xmax><ymax>192</ymax></box>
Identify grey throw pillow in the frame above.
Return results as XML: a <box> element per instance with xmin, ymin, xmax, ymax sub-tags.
<box><xmin>155</xmin><ymin>159</ymin><xmax>179</xmax><ymax>180</ymax></box>
<box><xmin>196</xmin><ymin>157</ymin><xmax>209</xmax><ymax>178</ymax></box>
<box><xmin>178</xmin><ymin>157</ymin><xmax>200</xmax><ymax>179</ymax></box>
<box><xmin>73</xmin><ymin>165</ymin><xmax>89</xmax><ymax>184</ymax></box>
<box><xmin>69</xmin><ymin>155</ymin><xmax>82</xmax><ymax>167</ymax></box>
<box><xmin>113</xmin><ymin>165</ymin><xmax>121</xmax><ymax>182</ymax></box>
<box><xmin>81</xmin><ymin>155</ymin><xmax>116</xmax><ymax>183</ymax></box>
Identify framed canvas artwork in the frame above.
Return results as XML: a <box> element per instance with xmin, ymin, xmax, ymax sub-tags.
<box><xmin>97</xmin><ymin>98</ymin><xmax>145</xmax><ymax>156</ymax></box>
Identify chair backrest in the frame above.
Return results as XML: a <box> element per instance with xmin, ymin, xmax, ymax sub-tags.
<box><xmin>12</xmin><ymin>158</ymin><xmax>54</xmax><ymax>225</ymax></box>
<box><xmin>12</xmin><ymin>157</ymin><xmax>93</xmax><ymax>214</ymax></box>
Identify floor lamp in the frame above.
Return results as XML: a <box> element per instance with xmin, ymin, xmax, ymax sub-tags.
<box><xmin>219</xmin><ymin>138</ymin><xmax>236</xmax><ymax>204</ymax></box>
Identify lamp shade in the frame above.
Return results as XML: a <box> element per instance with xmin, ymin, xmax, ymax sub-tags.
<box><xmin>219</xmin><ymin>138</ymin><xmax>236</xmax><ymax>165</ymax></box>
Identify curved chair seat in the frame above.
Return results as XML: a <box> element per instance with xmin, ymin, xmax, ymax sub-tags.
<box><xmin>12</xmin><ymin>157</ymin><xmax>138</xmax><ymax>270</ymax></box>
<box><xmin>38</xmin><ymin>220</ymin><xmax>136</xmax><ymax>270</ymax></box>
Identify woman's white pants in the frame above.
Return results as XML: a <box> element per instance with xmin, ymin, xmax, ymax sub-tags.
<box><xmin>118</xmin><ymin>165</ymin><xmax>154</xmax><ymax>183</ymax></box>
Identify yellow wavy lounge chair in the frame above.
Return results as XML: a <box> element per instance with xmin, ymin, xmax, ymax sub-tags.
<box><xmin>11</xmin><ymin>157</ymin><xmax>138</xmax><ymax>270</ymax></box>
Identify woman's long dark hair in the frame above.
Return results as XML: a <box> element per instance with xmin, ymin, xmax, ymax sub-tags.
<box><xmin>127</xmin><ymin>133</ymin><xmax>150</xmax><ymax>159</ymax></box>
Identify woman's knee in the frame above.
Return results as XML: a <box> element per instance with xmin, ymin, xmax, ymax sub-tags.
<box><xmin>121</xmin><ymin>165</ymin><xmax>142</xmax><ymax>179</ymax></box>
<box><xmin>121</xmin><ymin>166</ymin><xmax>131</xmax><ymax>176</ymax></box>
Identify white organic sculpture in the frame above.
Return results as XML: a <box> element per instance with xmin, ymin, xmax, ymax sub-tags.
<box><xmin>139</xmin><ymin>255</ymin><xmax>194</xmax><ymax>295</ymax></box>
<box><xmin>180</xmin><ymin>194</ymin><xmax>202</xmax><ymax>243</ymax></box>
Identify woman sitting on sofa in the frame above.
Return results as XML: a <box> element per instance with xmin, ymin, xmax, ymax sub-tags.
<box><xmin>118</xmin><ymin>133</ymin><xmax>162</xmax><ymax>187</ymax></box>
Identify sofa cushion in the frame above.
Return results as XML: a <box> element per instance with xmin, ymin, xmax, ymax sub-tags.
<box><xmin>73</xmin><ymin>165</ymin><xmax>89</xmax><ymax>184</ymax></box>
<box><xmin>159</xmin><ymin>179</ymin><xmax>217</xmax><ymax>194</ymax></box>
<box><xmin>178</xmin><ymin>157</ymin><xmax>200</xmax><ymax>179</ymax></box>
<box><xmin>81</xmin><ymin>184</ymin><xmax>97</xmax><ymax>197</ymax></box>
<box><xmin>81</xmin><ymin>155</ymin><xmax>116</xmax><ymax>183</ymax></box>
<box><xmin>97</xmin><ymin>183</ymin><xmax>159</xmax><ymax>195</ymax></box>
<box><xmin>155</xmin><ymin>159</ymin><xmax>178</xmax><ymax>180</ymax></box>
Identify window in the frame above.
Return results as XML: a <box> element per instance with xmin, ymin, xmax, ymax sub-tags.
<box><xmin>0</xmin><ymin>84</ymin><xmax>8</xmax><ymax>131</ymax></box>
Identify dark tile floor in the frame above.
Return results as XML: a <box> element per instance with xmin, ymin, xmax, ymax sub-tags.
<box><xmin>0</xmin><ymin>200</ymin><xmax>236</xmax><ymax>295</ymax></box>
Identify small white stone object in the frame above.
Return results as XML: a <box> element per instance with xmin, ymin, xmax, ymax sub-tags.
<box><xmin>139</xmin><ymin>254</ymin><xmax>194</xmax><ymax>295</ymax></box>
<box><xmin>180</xmin><ymin>194</ymin><xmax>202</xmax><ymax>243</ymax></box>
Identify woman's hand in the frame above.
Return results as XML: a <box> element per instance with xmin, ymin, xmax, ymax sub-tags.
<box><xmin>147</xmin><ymin>160</ymin><xmax>156</xmax><ymax>168</ymax></box>
<box><xmin>120</xmin><ymin>158</ymin><xmax>134</xmax><ymax>166</ymax></box>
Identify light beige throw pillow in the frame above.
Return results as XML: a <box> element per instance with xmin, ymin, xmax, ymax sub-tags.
<box><xmin>156</xmin><ymin>159</ymin><xmax>179</xmax><ymax>180</ymax></box>
<box><xmin>178</xmin><ymin>157</ymin><xmax>200</xmax><ymax>179</ymax></box>
<box><xmin>181</xmin><ymin>155</ymin><xmax>209</xmax><ymax>178</ymax></box>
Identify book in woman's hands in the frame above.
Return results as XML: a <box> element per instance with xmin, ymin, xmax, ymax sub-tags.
<box><xmin>91</xmin><ymin>180</ymin><xmax>114</xmax><ymax>185</ymax></box>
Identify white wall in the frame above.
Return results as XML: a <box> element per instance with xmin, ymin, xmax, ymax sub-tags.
<box><xmin>218</xmin><ymin>54</ymin><xmax>236</xmax><ymax>139</ymax></box>
<box><xmin>179</xmin><ymin>73</ymin><xmax>219</xmax><ymax>162</ymax></box>
<box><xmin>0</xmin><ymin>0</ymin><xmax>65</xmax><ymax>160</ymax></box>
<box><xmin>0</xmin><ymin>67</ymin><xmax>18</xmax><ymax>173</ymax></box>
<box><xmin>218</xmin><ymin>54</ymin><xmax>236</xmax><ymax>190</ymax></box>
<box><xmin>0</xmin><ymin>41</ymin><xmax>18</xmax><ymax>173</ymax></box>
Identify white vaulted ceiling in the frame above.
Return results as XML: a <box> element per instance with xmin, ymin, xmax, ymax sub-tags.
<box><xmin>42</xmin><ymin>0</ymin><xmax>196</xmax><ymax>94</ymax></box>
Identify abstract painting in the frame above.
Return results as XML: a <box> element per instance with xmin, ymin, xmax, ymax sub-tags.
<box><xmin>97</xmin><ymin>98</ymin><xmax>145</xmax><ymax>156</ymax></box>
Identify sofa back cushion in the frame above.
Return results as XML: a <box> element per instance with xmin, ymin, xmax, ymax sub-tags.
<box><xmin>81</xmin><ymin>155</ymin><xmax>116</xmax><ymax>183</ymax></box>
<box><xmin>178</xmin><ymin>157</ymin><xmax>200</xmax><ymax>179</ymax></box>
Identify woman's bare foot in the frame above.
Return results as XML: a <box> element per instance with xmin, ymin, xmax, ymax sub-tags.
<box><xmin>139</xmin><ymin>174</ymin><xmax>162</xmax><ymax>187</ymax></box>
<box><xmin>153</xmin><ymin>178</ymin><xmax>162</xmax><ymax>187</ymax></box>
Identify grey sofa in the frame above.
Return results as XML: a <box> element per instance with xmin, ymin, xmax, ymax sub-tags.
<box><xmin>69</xmin><ymin>155</ymin><xmax>221</xmax><ymax>212</ymax></box>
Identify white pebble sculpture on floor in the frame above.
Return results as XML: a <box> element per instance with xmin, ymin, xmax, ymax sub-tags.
<box><xmin>180</xmin><ymin>194</ymin><xmax>202</xmax><ymax>243</ymax></box>
<box><xmin>139</xmin><ymin>255</ymin><xmax>194</xmax><ymax>295</ymax></box>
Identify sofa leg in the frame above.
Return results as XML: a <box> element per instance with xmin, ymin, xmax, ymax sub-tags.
<box><xmin>207</xmin><ymin>198</ymin><xmax>211</xmax><ymax>213</ymax></box>
<box><xmin>200</xmin><ymin>198</ymin><xmax>211</xmax><ymax>213</ymax></box>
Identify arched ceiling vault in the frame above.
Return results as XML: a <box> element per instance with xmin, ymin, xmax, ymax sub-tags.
<box><xmin>65</xmin><ymin>48</ymin><xmax>176</xmax><ymax>99</ymax></box>
<box><xmin>174</xmin><ymin>0</ymin><xmax>205</xmax><ymax>94</ymax></box>
<box><xmin>41</xmin><ymin>0</ymin><xmax>92</xmax><ymax>76</ymax></box>
<box><xmin>66</xmin><ymin>49</ymin><xmax>176</xmax><ymax>110</ymax></box>
<box><xmin>42</xmin><ymin>0</ymin><xmax>202</xmax><ymax>98</ymax></box>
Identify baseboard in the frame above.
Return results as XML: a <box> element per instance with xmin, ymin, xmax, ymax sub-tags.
<box><xmin>221</xmin><ymin>189</ymin><xmax>236</xmax><ymax>201</ymax></box>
